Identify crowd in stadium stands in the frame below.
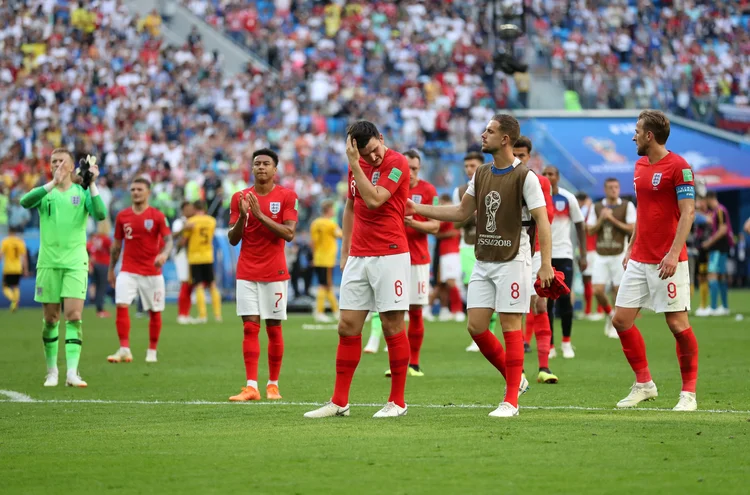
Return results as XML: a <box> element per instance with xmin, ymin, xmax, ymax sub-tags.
<box><xmin>530</xmin><ymin>0</ymin><xmax>750</xmax><ymax>126</ymax></box>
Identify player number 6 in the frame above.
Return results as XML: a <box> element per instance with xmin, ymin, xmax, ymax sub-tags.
<box><xmin>394</xmin><ymin>280</ymin><xmax>403</xmax><ymax>297</ymax></box>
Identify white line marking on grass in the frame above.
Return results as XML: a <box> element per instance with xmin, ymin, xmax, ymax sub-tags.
<box><xmin>0</xmin><ymin>395</ymin><xmax>748</xmax><ymax>414</ymax></box>
<box><xmin>0</xmin><ymin>390</ymin><xmax>35</xmax><ymax>402</ymax></box>
<box><xmin>301</xmin><ymin>324</ymin><xmax>338</xmax><ymax>331</ymax></box>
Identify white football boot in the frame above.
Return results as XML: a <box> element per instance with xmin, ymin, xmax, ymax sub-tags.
<box><xmin>372</xmin><ymin>401</ymin><xmax>408</xmax><ymax>418</ymax></box>
<box><xmin>616</xmin><ymin>381</ymin><xmax>658</xmax><ymax>408</ymax></box>
<box><xmin>304</xmin><ymin>401</ymin><xmax>350</xmax><ymax>418</ymax></box>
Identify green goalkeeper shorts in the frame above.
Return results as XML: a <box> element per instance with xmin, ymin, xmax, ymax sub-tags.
<box><xmin>460</xmin><ymin>246</ymin><xmax>476</xmax><ymax>286</ymax></box>
<box><xmin>34</xmin><ymin>268</ymin><xmax>89</xmax><ymax>303</ymax></box>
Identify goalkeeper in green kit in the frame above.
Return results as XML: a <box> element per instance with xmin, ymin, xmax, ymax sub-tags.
<box><xmin>21</xmin><ymin>149</ymin><xmax>107</xmax><ymax>387</ymax></box>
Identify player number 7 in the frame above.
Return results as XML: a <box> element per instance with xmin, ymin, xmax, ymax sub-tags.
<box><xmin>275</xmin><ymin>292</ymin><xmax>283</xmax><ymax>308</ymax></box>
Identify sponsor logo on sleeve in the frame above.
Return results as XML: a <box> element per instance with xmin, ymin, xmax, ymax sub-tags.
<box><xmin>682</xmin><ymin>169</ymin><xmax>693</xmax><ymax>182</ymax></box>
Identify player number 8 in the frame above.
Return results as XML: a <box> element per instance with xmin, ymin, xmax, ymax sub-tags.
<box><xmin>510</xmin><ymin>282</ymin><xmax>520</xmax><ymax>300</ymax></box>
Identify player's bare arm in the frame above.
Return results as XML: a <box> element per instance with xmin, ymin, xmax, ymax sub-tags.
<box><xmin>408</xmin><ymin>191</ymin><xmax>476</xmax><ymax>223</ymax></box>
<box><xmin>245</xmin><ymin>192</ymin><xmax>296</xmax><ymax>242</ymax></box>
<box><xmin>530</xmin><ymin>205</ymin><xmax>554</xmax><ymax>288</ymax></box>
<box><xmin>228</xmin><ymin>191</ymin><xmax>250</xmax><ymax>246</ymax></box>
<box><xmin>108</xmin><ymin>238</ymin><xmax>123</xmax><ymax>287</ymax></box>
<box><xmin>659</xmin><ymin>197</ymin><xmax>695</xmax><ymax>280</ymax></box>
<box><xmin>405</xmin><ymin>217</ymin><xmax>440</xmax><ymax>235</ymax></box>
<box><xmin>745</xmin><ymin>217</ymin><xmax>750</xmax><ymax>235</ymax></box>
<box><xmin>622</xmin><ymin>218</ymin><xmax>638</xmax><ymax>270</ymax></box>
<box><xmin>154</xmin><ymin>234</ymin><xmax>173</xmax><ymax>268</ymax></box>
<box><xmin>346</xmin><ymin>136</ymin><xmax>392</xmax><ymax>210</ymax></box>
<box><xmin>587</xmin><ymin>209</ymin><xmax>608</xmax><ymax>235</ymax></box>
<box><xmin>340</xmin><ymin>198</ymin><xmax>354</xmax><ymax>270</ymax></box>
<box><xmin>575</xmin><ymin>221</ymin><xmax>588</xmax><ymax>272</ymax></box>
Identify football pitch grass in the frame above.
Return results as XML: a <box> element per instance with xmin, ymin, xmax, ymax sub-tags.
<box><xmin>2</xmin><ymin>295</ymin><xmax>749</xmax><ymax>494</ymax></box>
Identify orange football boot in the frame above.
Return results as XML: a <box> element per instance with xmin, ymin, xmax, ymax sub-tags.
<box><xmin>266</xmin><ymin>384</ymin><xmax>282</xmax><ymax>400</ymax></box>
<box><xmin>229</xmin><ymin>386</ymin><xmax>261</xmax><ymax>401</ymax></box>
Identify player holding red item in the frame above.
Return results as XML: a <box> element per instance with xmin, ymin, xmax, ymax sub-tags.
<box><xmin>612</xmin><ymin>110</ymin><xmax>698</xmax><ymax>411</ymax></box>
<box><xmin>108</xmin><ymin>178</ymin><xmax>173</xmax><ymax>364</ymax></box>
<box><xmin>512</xmin><ymin>136</ymin><xmax>558</xmax><ymax>384</ymax></box>
<box><xmin>227</xmin><ymin>149</ymin><xmax>298</xmax><ymax>402</ymax></box>
<box><xmin>305</xmin><ymin>121</ymin><xmax>411</xmax><ymax>419</ymax></box>
<box><xmin>407</xmin><ymin>115</ymin><xmax>554</xmax><ymax>418</ymax></box>
<box><xmin>383</xmin><ymin>149</ymin><xmax>439</xmax><ymax>377</ymax></box>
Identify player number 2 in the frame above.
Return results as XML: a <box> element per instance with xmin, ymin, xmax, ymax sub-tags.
<box><xmin>124</xmin><ymin>224</ymin><xmax>133</xmax><ymax>240</ymax></box>
<box><xmin>275</xmin><ymin>292</ymin><xmax>283</xmax><ymax>308</ymax></box>
<box><xmin>667</xmin><ymin>282</ymin><xmax>677</xmax><ymax>300</ymax></box>
<box><xmin>510</xmin><ymin>282</ymin><xmax>520</xmax><ymax>300</ymax></box>
<box><xmin>394</xmin><ymin>280</ymin><xmax>403</xmax><ymax>297</ymax></box>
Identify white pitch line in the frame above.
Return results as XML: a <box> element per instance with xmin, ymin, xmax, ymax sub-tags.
<box><xmin>0</xmin><ymin>390</ymin><xmax>35</xmax><ymax>402</ymax></box>
<box><xmin>0</xmin><ymin>395</ymin><xmax>748</xmax><ymax>414</ymax></box>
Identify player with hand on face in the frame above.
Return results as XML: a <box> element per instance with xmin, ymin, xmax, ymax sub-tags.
<box><xmin>305</xmin><ymin>121</ymin><xmax>412</xmax><ymax>419</ymax></box>
<box><xmin>613</xmin><ymin>110</ymin><xmax>698</xmax><ymax>411</ymax></box>
<box><xmin>228</xmin><ymin>149</ymin><xmax>298</xmax><ymax>402</ymax></box>
<box><xmin>107</xmin><ymin>178</ymin><xmax>173</xmax><ymax>364</ymax></box>
<box><xmin>20</xmin><ymin>149</ymin><xmax>107</xmax><ymax>387</ymax></box>
<box><xmin>407</xmin><ymin>115</ymin><xmax>554</xmax><ymax>418</ymax></box>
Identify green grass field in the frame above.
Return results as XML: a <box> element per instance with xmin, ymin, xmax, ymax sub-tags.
<box><xmin>2</xmin><ymin>294</ymin><xmax>750</xmax><ymax>494</ymax></box>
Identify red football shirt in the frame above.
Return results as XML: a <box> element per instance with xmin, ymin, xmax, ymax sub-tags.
<box><xmin>87</xmin><ymin>233</ymin><xmax>111</xmax><ymax>266</ymax></box>
<box><xmin>347</xmin><ymin>148</ymin><xmax>409</xmax><ymax>257</ymax></box>
<box><xmin>230</xmin><ymin>185</ymin><xmax>299</xmax><ymax>282</ymax></box>
<box><xmin>114</xmin><ymin>206</ymin><xmax>171</xmax><ymax>276</ymax></box>
<box><xmin>630</xmin><ymin>152</ymin><xmax>695</xmax><ymax>264</ymax></box>
<box><xmin>438</xmin><ymin>221</ymin><xmax>460</xmax><ymax>255</ymax></box>
<box><xmin>405</xmin><ymin>179</ymin><xmax>438</xmax><ymax>265</ymax></box>
<box><xmin>534</xmin><ymin>173</ymin><xmax>555</xmax><ymax>253</ymax></box>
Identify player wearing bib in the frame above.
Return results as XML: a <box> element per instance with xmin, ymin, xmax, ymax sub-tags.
<box><xmin>305</xmin><ymin>121</ymin><xmax>412</xmax><ymax>419</ymax></box>
<box><xmin>228</xmin><ymin>149</ymin><xmax>298</xmax><ymax>402</ymax></box>
<box><xmin>379</xmin><ymin>150</ymin><xmax>439</xmax><ymax>375</ymax></box>
<box><xmin>513</xmin><ymin>136</ymin><xmax>558</xmax><ymax>384</ymax></box>
<box><xmin>20</xmin><ymin>150</ymin><xmax>107</xmax><ymax>387</ymax></box>
<box><xmin>703</xmin><ymin>192</ymin><xmax>733</xmax><ymax>316</ymax></box>
<box><xmin>578</xmin><ymin>192</ymin><xmax>601</xmax><ymax>320</ymax></box>
<box><xmin>310</xmin><ymin>200</ymin><xmax>342</xmax><ymax>323</ymax></box>
<box><xmin>172</xmin><ymin>202</ymin><xmax>195</xmax><ymax>324</ymax></box>
<box><xmin>107</xmin><ymin>178</ymin><xmax>173</xmax><ymax>364</ymax></box>
<box><xmin>408</xmin><ymin>115</ymin><xmax>555</xmax><ymax>418</ymax></box>
<box><xmin>541</xmin><ymin>166</ymin><xmax>588</xmax><ymax>359</ymax></box>
<box><xmin>612</xmin><ymin>110</ymin><xmax>698</xmax><ymax>412</ymax></box>
<box><xmin>1</xmin><ymin>227</ymin><xmax>28</xmax><ymax>312</ymax></box>
<box><xmin>183</xmin><ymin>202</ymin><xmax>222</xmax><ymax>323</ymax></box>
<box><xmin>586</xmin><ymin>178</ymin><xmax>636</xmax><ymax>338</ymax></box>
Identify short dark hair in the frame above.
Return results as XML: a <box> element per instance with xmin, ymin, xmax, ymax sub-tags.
<box><xmin>638</xmin><ymin>110</ymin><xmax>670</xmax><ymax>145</ymax></box>
<box><xmin>193</xmin><ymin>200</ymin><xmax>206</xmax><ymax>211</ymax></box>
<box><xmin>604</xmin><ymin>177</ymin><xmax>619</xmax><ymax>185</ymax></box>
<box><xmin>180</xmin><ymin>201</ymin><xmax>192</xmax><ymax>210</ymax></box>
<box><xmin>464</xmin><ymin>151</ymin><xmax>485</xmax><ymax>163</ymax></box>
<box><xmin>575</xmin><ymin>192</ymin><xmax>589</xmax><ymax>202</ymax></box>
<box><xmin>705</xmin><ymin>191</ymin><xmax>718</xmax><ymax>200</ymax></box>
<box><xmin>513</xmin><ymin>135</ymin><xmax>532</xmax><ymax>153</ymax></box>
<box><xmin>252</xmin><ymin>148</ymin><xmax>279</xmax><ymax>166</ymax></box>
<box><xmin>403</xmin><ymin>149</ymin><xmax>421</xmax><ymax>162</ymax></box>
<box><xmin>132</xmin><ymin>177</ymin><xmax>152</xmax><ymax>188</ymax></box>
<box><xmin>346</xmin><ymin>120</ymin><xmax>380</xmax><ymax>149</ymax></box>
<box><xmin>491</xmin><ymin>114</ymin><xmax>521</xmax><ymax>144</ymax></box>
<box><xmin>439</xmin><ymin>193</ymin><xmax>453</xmax><ymax>203</ymax></box>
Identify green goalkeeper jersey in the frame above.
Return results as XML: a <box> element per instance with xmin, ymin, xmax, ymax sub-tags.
<box><xmin>21</xmin><ymin>184</ymin><xmax>107</xmax><ymax>270</ymax></box>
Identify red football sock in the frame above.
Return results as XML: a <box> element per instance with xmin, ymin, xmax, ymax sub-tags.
<box><xmin>562</xmin><ymin>336</ymin><xmax>571</xmax><ymax>343</ymax></box>
<box><xmin>266</xmin><ymin>325</ymin><xmax>284</xmax><ymax>382</ymax></box>
<box><xmin>115</xmin><ymin>306</ymin><xmax>130</xmax><ymax>348</ymax></box>
<box><xmin>472</xmin><ymin>330</ymin><xmax>506</xmax><ymax>378</ymax></box>
<box><xmin>449</xmin><ymin>286</ymin><xmax>463</xmax><ymax>313</ymax></box>
<box><xmin>385</xmin><ymin>331</ymin><xmax>410</xmax><ymax>407</ymax></box>
<box><xmin>602</xmin><ymin>304</ymin><xmax>613</xmax><ymax>314</ymax></box>
<box><xmin>148</xmin><ymin>311</ymin><xmax>162</xmax><ymax>350</ymax></box>
<box><xmin>524</xmin><ymin>312</ymin><xmax>535</xmax><ymax>344</ymax></box>
<box><xmin>619</xmin><ymin>325</ymin><xmax>651</xmax><ymax>383</ymax></box>
<box><xmin>407</xmin><ymin>309</ymin><xmax>424</xmax><ymax>366</ymax></box>
<box><xmin>584</xmin><ymin>280</ymin><xmax>593</xmax><ymax>314</ymax></box>
<box><xmin>534</xmin><ymin>310</ymin><xmax>552</xmax><ymax>369</ymax></box>
<box><xmin>242</xmin><ymin>321</ymin><xmax>261</xmax><ymax>382</ymax></box>
<box><xmin>332</xmin><ymin>335</ymin><xmax>361</xmax><ymax>407</ymax></box>
<box><xmin>597</xmin><ymin>305</ymin><xmax>604</xmax><ymax>314</ymax></box>
<box><xmin>674</xmin><ymin>327</ymin><xmax>698</xmax><ymax>393</ymax></box>
<box><xmin>503</xmin><ymin>330</ymin><xmax>524</xmax><ymax>408</ymax></box>
<box><xmin>178</xmin><ymin>282</ymin><xmax>192</xmax><ymax>316</ymax></box>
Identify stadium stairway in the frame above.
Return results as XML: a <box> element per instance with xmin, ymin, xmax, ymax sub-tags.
<box><xmin>124</xmin><ymin>0</ymin><xmax>274</xmax><ymax>77</ymax></box>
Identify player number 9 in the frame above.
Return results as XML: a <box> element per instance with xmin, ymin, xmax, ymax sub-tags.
<box><xmin>394</xmin><ymin>280</ymin><xmax>403</xmax><ymax>297</ymax></box>
<box><xmin>667</xmin><ymin>282</ymin><xmax>677</xmax><ymax>300</ymax></box>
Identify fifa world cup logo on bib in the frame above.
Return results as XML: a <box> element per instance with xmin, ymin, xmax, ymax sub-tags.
<box><xmin>484</xmin><ymin>191</ymin><xmax>501</xmax><ymax>233</ymax></box>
